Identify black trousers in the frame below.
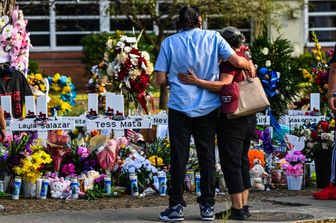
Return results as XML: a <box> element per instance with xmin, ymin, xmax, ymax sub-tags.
<box><xmin>168</xmin><ymin>108</ymin><xmax>217</xmax><ymax>207</ymax></box>
<box><xmin>217</xmin><ymin>113</ymin><xmax>256</xmax><ymax>194</ymax></box>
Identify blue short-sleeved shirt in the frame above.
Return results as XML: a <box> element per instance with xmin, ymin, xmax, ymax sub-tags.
<box><xmin>154</xmin><ymin>28</ymin><xmax>234</xmax><ymax>117</ymax></box>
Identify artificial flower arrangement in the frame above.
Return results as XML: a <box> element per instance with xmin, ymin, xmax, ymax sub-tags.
<box><xmin>145</xmin><ymin>138</ymin><xmax>170</xmax><ymax>168</ymax></box>
<box><xmin>281</xmin><ymin>150</ymin><xmax>306</xmax><ymax>177</ymax></box>
<box><xmin>92</xmin><ymin>31</ymin><xmax>154</xmax><ymax>114</ymax></box>
<box><xmin>292</xmin><ymin>117</ymin><xmax>335</xmax><ymax>160</ymax></box>
<box><xmin>47</xmin><ymin>73</ymin><xmax>77</xmax><ymax>115</ymax></box>
<box><xmin>298</xmin><ymin>32</ymin><xmax>334</xmax><ymax>113</ymax></box>
<box><xmin>0</xmin><ymin>6</ymin><xmax>31</xmax><ymax>73</ymax></box>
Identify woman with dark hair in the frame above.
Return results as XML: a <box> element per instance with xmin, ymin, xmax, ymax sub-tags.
<box><xmin>178</xmin><ymin>26</ymin><xmax>256</xmax><ymax>220</ymax></box>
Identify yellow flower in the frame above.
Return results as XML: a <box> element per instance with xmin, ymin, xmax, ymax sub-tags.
<box><xmin>330</xmin><ymin>119</ymin><xmax>335</xmax><ymax>128</ymax></box>
<box><xmin>61</xmin><ymin>85</ymin><xmax>71</xmax><ymax>94</ymax></box>
<box><xmin>60</xmin><ymin>101</ymin><xmax>72</xmax><ymax>113</ymax></box>
<box><xmin>51</xmin><ymin>83</ymin><xmax>62</xmax><ymax>91</ymax></box>
<box><xmin>148</xmin><ymin>156</ymin><xmax>164</xmax><ymax>166</ymax></box>
<box><xmin>35</xmin><ymin>73</ymin><xmax>43</xmax><ymax>81</ymax></box>
<box><xmin>52</xmin><ymin>73</ymin><xmax>61</xmax><ymax>83</ymax></box>
<box><xmin>34</xmin><ymin>150</ymin><xmax>52</xmax><ymax>164</ymax></box>
<box><xmin>39</xmin><ymin>84</ymin><xmax>46</xmax><ymax>91</ymax></box>
<box><xmin>13</xmin><ymin>166</ymin><xmax>24</xmax><ymax>175</ymax></box>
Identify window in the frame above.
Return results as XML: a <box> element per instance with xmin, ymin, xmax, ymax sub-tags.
<box><xmin>305</xmin><ymin>0</ymin><xmax>336</xmax><ymax>47</ymax></box>
<box><xmin>17</xmin><ymin>0</ymin><xmax>252</xmax><ymax>51</ymax></box>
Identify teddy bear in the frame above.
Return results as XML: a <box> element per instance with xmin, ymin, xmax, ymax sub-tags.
<box><xmin>49</xmin><ymin>177</ymin><xmax>71</xmax><ymax>199</ymax></box>
<box><xmin>79</xmin><ymin>170</ymin><xmax>100</xmax><ymax>191</ymax></box>
<box><xmin>249</xmin><ymin>160</ymin><xmax>269</xmax><ymax>191</ymax></box>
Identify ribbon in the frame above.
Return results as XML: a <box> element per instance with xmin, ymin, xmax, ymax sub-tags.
<box><xmin>258</xmin><ymin>68</ymin><xmax>280</xmax><ymax>98</ymax></box>
<box><xmin>261</xmin><ymin>127</ymin><xmax>274</xmax><ymax>154</ymax></box>
<box><xmin>137</xmin><ymin>91</ymin><xmax>148</xmax><ymax>115</ymax></box>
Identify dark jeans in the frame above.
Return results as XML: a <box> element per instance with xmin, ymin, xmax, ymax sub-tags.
<box><xmin>217</xmin><ymin>113</ymin><xmax>256</xmax><ymax>194</ymax></box>
<box><xmin>168</xmin><ymin>108</ymin><xmax>217</xmax><ymax>207</ymax></box>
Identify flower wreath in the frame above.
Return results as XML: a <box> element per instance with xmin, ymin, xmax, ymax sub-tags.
<box><xmin>47</xmin><ymin>73</ymin><xmax>77</xmax><ymax>115</ymax></box>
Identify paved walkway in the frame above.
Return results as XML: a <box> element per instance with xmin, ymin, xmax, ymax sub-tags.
<box><xmin>0</xmin><ymin>196</ymin><xmax>335</xmax><ymax>223</ymax></box>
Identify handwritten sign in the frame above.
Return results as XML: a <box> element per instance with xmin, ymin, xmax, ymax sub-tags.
<box><xmin>86</xmin><ymin>118</ymin><xmax>151</xmax><ymax>130</ymax></box>
<box><xmin>284</xmin><ymin>115</ymin><xmax>325</xmax><ymax>127</ymax></box>
<box><xmin>10</xmin><ymin>119</ymin><xmax>75</xmax><ymax>131</ymax></box>
<box><xmin>257</xmin><ymin>116</ymin><xmax>270</xmax><ymax>125</ymax></box>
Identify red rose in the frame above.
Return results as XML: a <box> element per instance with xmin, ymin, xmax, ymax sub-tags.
<box><xmin>319</xmin><ymin>121</ymin><xmax>329</xmax><ymax>132</ymax></box>
<box><xmin>310</xmin><ymin>131</ymin><xmax>318</xmax><ymax>139</ymax></box>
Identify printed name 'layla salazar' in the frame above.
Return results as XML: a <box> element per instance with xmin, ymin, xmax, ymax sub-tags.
<box><xmin>10</xmin><ymin>121</ymin><xmax>74</xmax><ymax>131</ymax></box>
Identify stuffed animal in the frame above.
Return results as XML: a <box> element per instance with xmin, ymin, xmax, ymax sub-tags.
<box><xmin>49</xmin><ymin>177</ymin><xmax>71</xmax><ymax>199</ymax></box>
<box><xmin>249</xmin><ymin>161</ymin><xmax>269</xmax><ymax>191</ymax></box>
<box><xmin>80</xmin><ymin>170</ymin><xmax>100</xmax><ymax>191</ymax></box>
<box><xmin>248</xmin><ymin>149</ymin><xmax>265</xmax><ymax>170</ymax></box>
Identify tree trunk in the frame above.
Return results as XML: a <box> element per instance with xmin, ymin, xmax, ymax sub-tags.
<box><xmin>0</xmin><ymin>0</ymin><xmax>16</xmax><ymax>16</ymax></box>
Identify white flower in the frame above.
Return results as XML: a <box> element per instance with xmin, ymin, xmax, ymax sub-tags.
<box><xmin>262</xmin><ymin>47</ymin><xmax>269</xmax><ymax>55</ymax></box>
<box><xmin>120</xmin><ymin>35</ymin><xmax>127</xmax><ymax>42</ymax></box>
<box><xmin>116</xmin><ymin>41</ymin><xmax>125</xmax><ymax>49</ymax></box>
<box><xmin>321</xmin><ymin>132</ymin><xmax>328</xmax><ymax>140</ymax></box>
<box><xmin>104</xmin><ymin>51</ymin><xmax>109</xmax><ymax>61</ymax></box>
<box><xmin>124</xmin><ymin>46</ymin><xmax>132</xmax><ymax>53</ymax></box>
<box><xmin>107</xmin><ymin>63</ymin><xmax>114</xmax><ymax>76</ymax></box>
<box><xmin>2</xmin><ymin>24</ymin><xmax>13</xmax><ymax>39</ymax></box>
<box><xmin>141</xmin><ymin>51</ymin><xmax>150</xmax><ymax>61</ymax></box>
<box><xmin>0</xmin><ymin>16</ymin><xmax>9</xmax><ymax>29</ymax></box>
<box><xmin>265</xmin><ymin>60</ymin><xmax>271</xmax><ymax>67</ymax></box>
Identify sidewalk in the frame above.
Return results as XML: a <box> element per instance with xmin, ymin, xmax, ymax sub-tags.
<box><xmin>0</xmin><ymin>196</ymin><xmax>335</xmax><ymax>223</ymax></box>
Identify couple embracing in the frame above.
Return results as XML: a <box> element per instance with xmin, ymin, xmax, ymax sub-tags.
<box><xmin>154</xmin><ymin>5</ymin><xmax>257</xmax><ymax>221</ymax></box>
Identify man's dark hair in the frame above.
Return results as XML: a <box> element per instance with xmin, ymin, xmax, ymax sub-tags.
<box><xmin>179</xmin><ymin>5</ymin><xmax>200</xmax><ymax>30</ymax></box>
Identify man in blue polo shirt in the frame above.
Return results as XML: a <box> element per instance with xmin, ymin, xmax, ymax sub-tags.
<box><xmin>155</xmin><ymin>5</ymin><xmax>255</xmax><ymax>221</ymax></box>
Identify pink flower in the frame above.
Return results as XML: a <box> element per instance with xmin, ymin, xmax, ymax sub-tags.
<box><xmin>62</xmin><ymin>163</ymin><xmax>76</xmax><ymax>176</ymax></box>
<box><xmin>77</xmin><ymin>146</ymin><xmax>90</xmax><ymax>158</ymax></box>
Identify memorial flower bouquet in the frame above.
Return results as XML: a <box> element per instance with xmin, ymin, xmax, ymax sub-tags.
<box><xmin>96</xmin><ymin>32</ymin><xmax>154</xmax><ymax>114</ymax></box>
<box><xmin>0</xmin><ymin>6</ymin><xmax>31</xmax><ymax>74</ymax></box>
<box><xmin>292</xmin><ymin>117</ymin><xmax>335</xmax><ymax>159</ymax></box>
<box><xmin>298</xmin><ymin>32</ymin><xmax>334</xmax><ymax>113</ymax></box>
<box><xmin>27</xmin><ymin>73</ymin><xmax>47</xmax><ymax>93</ymax></box>
<box><xmin>281</xmin><ymin>150</ymin><xmax>306</xmax><ymax>176</ymax></box>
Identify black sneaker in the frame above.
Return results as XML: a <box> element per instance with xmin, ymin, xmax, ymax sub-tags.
<box><xmin>159</xmin><ymin>204</ymin><xmax>184</xmax><ymax>221</ymax></box>
<box><xmin>200</xmin><ymin>204</ymin><xmax>215</xmax><ymax>221</ymax></box>
<box><xmin>243</xmin><ymin>205</ymin><xmax>251</xmax><ymax>217</ymax></box>
<box><xmin>228</xmin><ymin>207</ymin><xmax>248</xmax><ymax>220</ymax></box>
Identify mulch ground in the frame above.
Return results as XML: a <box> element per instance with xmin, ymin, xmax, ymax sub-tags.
<box><xmin>0</xmin><ymin>187</ymin><xmax>319</xmax><ymax>216</ymax></box>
